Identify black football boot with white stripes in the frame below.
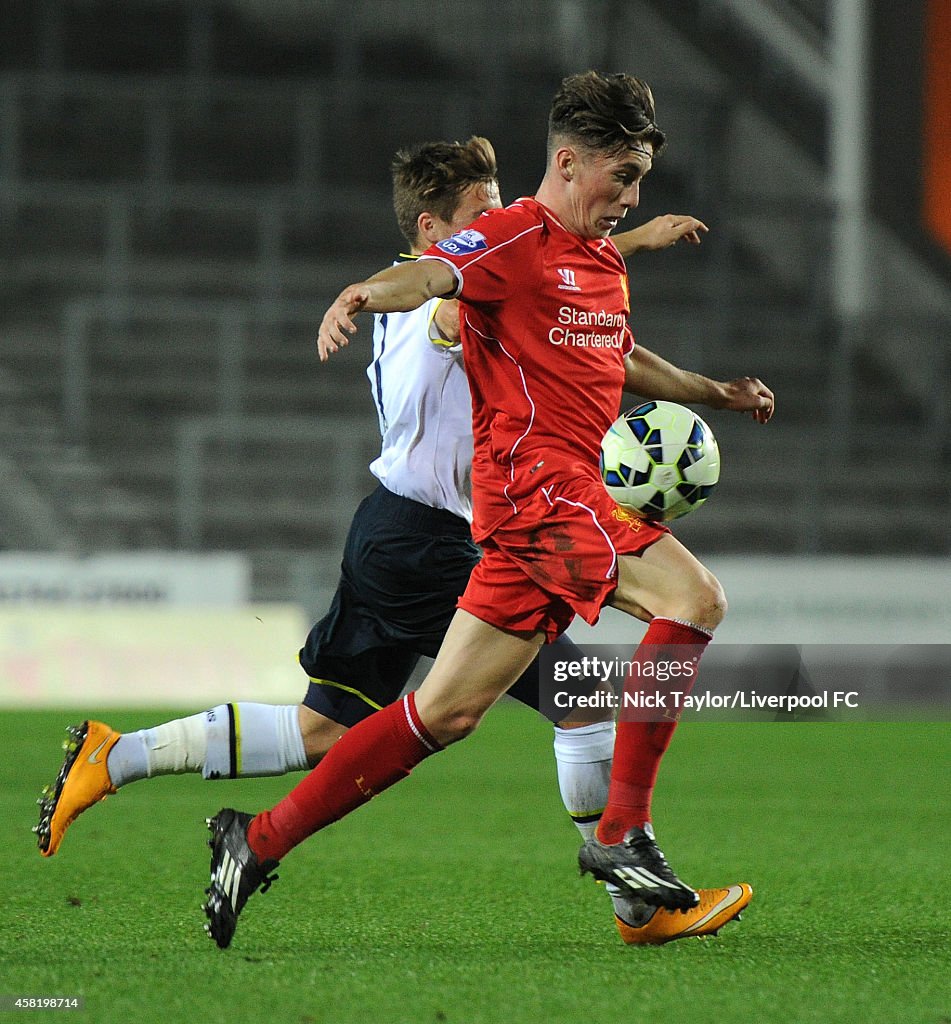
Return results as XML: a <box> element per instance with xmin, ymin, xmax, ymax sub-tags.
<box><xmin>202</xmin><ymin>808</ymin><xmax>279</xmax><ymax>948</ymax></box>
<box><xmin>578</xmin><ymin>823</ymin><xmax>700</xmax><ymax>912</ymax></box>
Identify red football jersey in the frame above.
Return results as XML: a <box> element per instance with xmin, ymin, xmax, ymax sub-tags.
<box><xmin>421</xmin><ymin>197</ymin><xmax>635</xmax><ymax>541</ymax></box>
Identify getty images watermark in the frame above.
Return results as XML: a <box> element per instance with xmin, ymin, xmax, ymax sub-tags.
<box><xmin>537</xmin><ymin>644</ymin><xmax>951</xmax><ymax>722</ymax></box>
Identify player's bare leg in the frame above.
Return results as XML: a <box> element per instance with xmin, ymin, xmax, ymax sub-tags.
<box><xmin>204</xmin><ymin>612</ymin><xmax>540</xmax><ymax>947</ymax></box>
<box><xmin>298</xmin><ymin>706</ymin><xmax>348</xmax><ymax>766</ymax></box>
<box><xmin>249</xmin><ymin>610</ymin><xmax>541</xmax><ymax>858</ymax></box>
<box><xmin>411</xmin><ymin>611</ymin><xmax>544</xmax><ymax>745</ymax></box>
<box><xmin>610</xmin><ymin>534</ymin><xmax>726</xmax><ymax>628</ymax></box>
<box><xmin>411</xmin><ymin>622</ymin><xmax>751</xmax><ymax>943</ymax></box>
<box><xmin>579</xmin><ymin>534</ymin><xmax>728</xmax><ymax>911</ymax></box>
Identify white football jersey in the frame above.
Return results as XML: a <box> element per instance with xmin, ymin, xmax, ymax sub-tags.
<box><xmin>366</xmin><ymin>263</ymin><xmax>473</xmax><ymax>521</ymax></box>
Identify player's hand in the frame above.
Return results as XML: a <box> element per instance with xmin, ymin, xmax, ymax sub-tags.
<box><xmin>431</xmin><ymin>298</ymin><xmax>462</xmax><ymax>346</ymax></box>
<box><xmin>721</xmin><ymin>377</ymin><xmax>774</xmax><ymax>424</ymax></box>
<box><xmin>637</xmin><ymin>214</ymin><xmax>709</xmax><ymax>250</ymax></box>
<box><xmin>317</xmin><ymin>285</ymin><xmax>371</xmax><ymax>361</ymax></box>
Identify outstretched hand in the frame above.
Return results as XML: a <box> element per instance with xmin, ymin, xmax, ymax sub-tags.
<box><xmin>317</xmin><ymin>285</ymin><xmax>371</xmax><ymax>362</ymax></box>
<box><xmin>636</xmin><ymin>214</ymin><xmax>709</xmax><ymax>250</ymax></box>
<box><xmin>721</xmin><ymin>377</ymin><xmax>775</xmax><ymax>424</ymax></box>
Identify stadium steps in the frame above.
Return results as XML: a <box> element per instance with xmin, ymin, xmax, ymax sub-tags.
<box><xmin>6</xmin><ymin>65</ymin><xmax>476</xmax><ymax>192</ymax></box>
<box><xmin>190</xmin><ymin>499</ymin><xmax>357</xmax><ymax>550</ymax></box>
<box><xmin>2</xmin><ymin>2</ymin><xmax>192</xmax><ymax>75</ymax></box>
<box><xmin>675</xmin><ymin>498</ymin><xmax>950</xmax><ymax>556</ymax></box>
<box><xmin>84</xmin><ymin>403</ymin><xmax>380</xmax><ymax>551</ymax></box>
<box><xmin>638</xmin><ymin>0</ymin><xmax>826</xmax><ymax>161</ymax></box>
<box><xmin>1</xmin><ymin>1</ymin><xmax>335</xmax><ymax>78</ymax></box>
<box><xmin>0</xmin><ymin>253</ymin><xmax>377</xmax><ymax>305</ymax></box>
<box><xmin>0</xmin><ymin>306</ymin><xmax>379</xmax><ymax>556</ymax></box>
<box><xmin>79</xmin><ymin>447</ymin><xmax>379</xmax><ymax>552</ymax></box>
<box><xmin>247</xmin><ymin>547</ymin><xmax>342</xmax><ymax>610</ymax></box>
<box><xmin>16</xmin><ymin>85</ymin><xmax>299</xmax><ymax>186</ymax></box>
<box><xmin>1</xmin><ymin>2</ymin><xmax>944</xmax><ymax>569</ymax></box>
<box><xmin>676</xmin><ymin>409</ymin><xmax>949</xmax><ymax>555</ymax></box>
<box><xmin>2</xmin><ymin>309</ymin><xmax>377</xmax><ymax>554</ymax></box>
<box><xmin>17</xmin><ymin>89</ymin><xmax>151</xmax><ymax>182</ymax></box>
<box><xmin>0</xmin><ymin>352</ymin><xmax>157</xmax><ymax>550</ymax></box>
<box><xmin>66</xmin><ymin>317</ymin><xmax>371</xmax><ymax>417</ymax></box>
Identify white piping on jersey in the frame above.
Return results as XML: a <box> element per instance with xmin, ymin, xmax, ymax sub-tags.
<box><xmin>535</xmin><ymin>203</ymin><xmax>570</xmax><ymax>232</ymax></box>
<box><xmin>419</xmin><ymin>222</ymin><xmax>544</xmax><ymax>298</ymax></box>
<box><xmin>550</xmin><ymin>493</ymin><xmax>620</xmax><ymax>581</ymax></box>
<box><xmin>455</xmin><ymin>222</ymin><xmax>543</xmax><ymax>273</ymax></box>
<box><xmin>370</xmin><ymin>311</ymin><xmax>390</xmax><ymax>429</ymax></box>
<box><xmin>420</xmin><ymin>255</ymin><xmax>464</xmax><ymax>298</ymax></box>
<box><xmin>465</xmin><ymin>313</ymin><xmax>536</xmax><ymax>515</ymax></box>
<box><xmin>534</xmin><ymin>201</ymin><xmax>623</xmax><ymax>261</ymax></box>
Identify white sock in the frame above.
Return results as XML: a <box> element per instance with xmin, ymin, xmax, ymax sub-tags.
<box><xmin>553</xmin><ymin>720</ymin><xmax>655</xmax><ymax>926</ymax></box>
<box><xmin>553</xmin><ymin>720</ymin><xmax>615</xmax><ymax>842</ymax></box>
<box><xmin>105</xmin><ymin>732</ymin><xmax>150</xmax><ymax>787</ymax></box>
<box><xmin>106</xmin><ymin>703</ymin><xmax>308</xmax><ymax>786</ymax></box>
<box><xmin>201</xmin><ymin>703</ymin><xmax>309</xmax><ymax>779</ymax></box>
<box><xmin>606</xmin><ymin>882</ymin><xmax>656</xmax><ymax>927</ymax></box>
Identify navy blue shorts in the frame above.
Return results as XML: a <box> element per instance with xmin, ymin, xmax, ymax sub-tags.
<box><xmin>300</xmin><ymin>485</ymin><xmax>584</xmax><ymax>726</ymax></box>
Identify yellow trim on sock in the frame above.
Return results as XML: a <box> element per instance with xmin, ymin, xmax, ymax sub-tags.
<box><xmin>569</xmin><ymin>807</ymin><xmax>606</xmax><ymax>821</ymax></box>
<box><xmin>231</xmin><ymin>702</ymin><xmax>242</xmax><ymax>776</ymax></box>
<box><xmin>306</xmin><ymin>676</ymin><xmax>383</xmax><ymax>711</ymax></box>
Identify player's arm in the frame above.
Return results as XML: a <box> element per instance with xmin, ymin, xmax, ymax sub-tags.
<box><xmin>430</xmin><ymin>298</ymin><xmax>462</xmax><ymax>346</ymax></box>
<box><xmin>317</xmin><ymin>259</ymin><xmax>458</xmax><ymax>361</ymax></box>
<box><xmin>624</xmin><ymin>346</ymin><xmax>774</xmax><ymax>424</ymax></box>
<box><xmin>612</xmin><ymin>215</ymin><xmax>709</xmax><ymax>257</ymax></box>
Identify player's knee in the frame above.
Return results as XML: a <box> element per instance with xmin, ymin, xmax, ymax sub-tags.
<box><xmin>690</xmin><ymin>573</ymin><xmax>727</xmax><ymax>629</ymax></box>
<box><xmin>662</xmin><ymin>568</ymin><xmax>726</xmax><ymax>631</ymax></box>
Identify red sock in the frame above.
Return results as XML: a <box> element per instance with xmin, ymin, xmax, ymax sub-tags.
<box><xmin>597</xmin><ymin>617</ymin><xmax>711</xmax><ymax>844</ymax></box>
<box><xmin>247</xmin><ymin>692</ymin><xmax>441</xmax><ymax>861</ymax></box>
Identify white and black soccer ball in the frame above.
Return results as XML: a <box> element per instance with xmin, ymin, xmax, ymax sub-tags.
<box><xmin>599</xmin><ymin>401</ymin><xmax>720</xmax><ymax>522</ymax></box>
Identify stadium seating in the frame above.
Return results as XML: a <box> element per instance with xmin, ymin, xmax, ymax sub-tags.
<box><xmin>0</xmin><ymin>0</ymin><xmax>947</xmax><ymax>607</ymax></box>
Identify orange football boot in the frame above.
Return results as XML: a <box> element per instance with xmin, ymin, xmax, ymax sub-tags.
<box><xmin>616</xmin><ymin>883</ymin><xmax>752</xmax><ymax>945</ymax></box>
<box><xmin>35</xmin><ymin>720</ymin><xmax>120</xmax><ymax>856</ymax></box>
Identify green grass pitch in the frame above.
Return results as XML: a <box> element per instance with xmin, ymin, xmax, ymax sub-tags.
<box><xmin>3</xmin><ymin>707</ymin><xmax>949</xmax><ymax>1024</ymax></box>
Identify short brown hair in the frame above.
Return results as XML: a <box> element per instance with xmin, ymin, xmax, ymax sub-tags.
<box><xmin>547</xmin><ymin>71</ymin><xmax>666</xmax><ymax>159</ymax></box>
<box><xmin>391</xmin><ymin>136</ymin><xmax>498</xmax><ymax>248</ymax></box>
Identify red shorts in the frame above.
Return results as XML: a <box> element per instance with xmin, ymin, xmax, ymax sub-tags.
<box><xmin>458</xmin><ymin>473</ymin><xmax>668</xmax><ymax>642</ymax></box>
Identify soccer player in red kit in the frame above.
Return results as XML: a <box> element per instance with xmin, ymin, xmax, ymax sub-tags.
<box><xmin>201</xmin><ymin>70</ymin><xmax>774</xmax><ymax>948</ymax></box>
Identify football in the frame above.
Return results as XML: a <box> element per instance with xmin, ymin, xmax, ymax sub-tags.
<box><xmin>599</xmin><ymin>401</ymin><xmax>720</xmax><ymax>522</ymax></box>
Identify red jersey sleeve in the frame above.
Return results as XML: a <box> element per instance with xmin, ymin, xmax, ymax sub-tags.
<box><xmin>418</xmin><ymin>201</ymin><xmax>544</xmax><ymax>306</ymax></box>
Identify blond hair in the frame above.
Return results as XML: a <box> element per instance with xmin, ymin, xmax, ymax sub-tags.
<box><xmin>391</xmin><ymin>136</ymin><xmax>498</xmax><ymax>248</ymax></box>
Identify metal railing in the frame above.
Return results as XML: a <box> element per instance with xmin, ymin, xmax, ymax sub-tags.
<box><xmin>175</xmin><ymin>414</ymin><xmax>369</xmax><ymax>548</ymax></box>
<box><xmin>3</xmin><ymin>45</ymin><xmax>947</xmax><ymax>562</ymax></box>
<box><xmin>8</xmin><ymin>179</ymin><xmax>390</xmax><ymax>301</ymax></box>
<box><xmin>60</xmin><ymin>295</ymin><xmax>329</xmax><ymax>442</ymax></box>
<box><xmin>711</xmin><ymin>0</ymin><xmax>830</xmax><ymax>96</ymax></box>
<box><xmin>0</xmin><ymin>70</ymin><xmax>478</xmax><ymax>193</ymax></box>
